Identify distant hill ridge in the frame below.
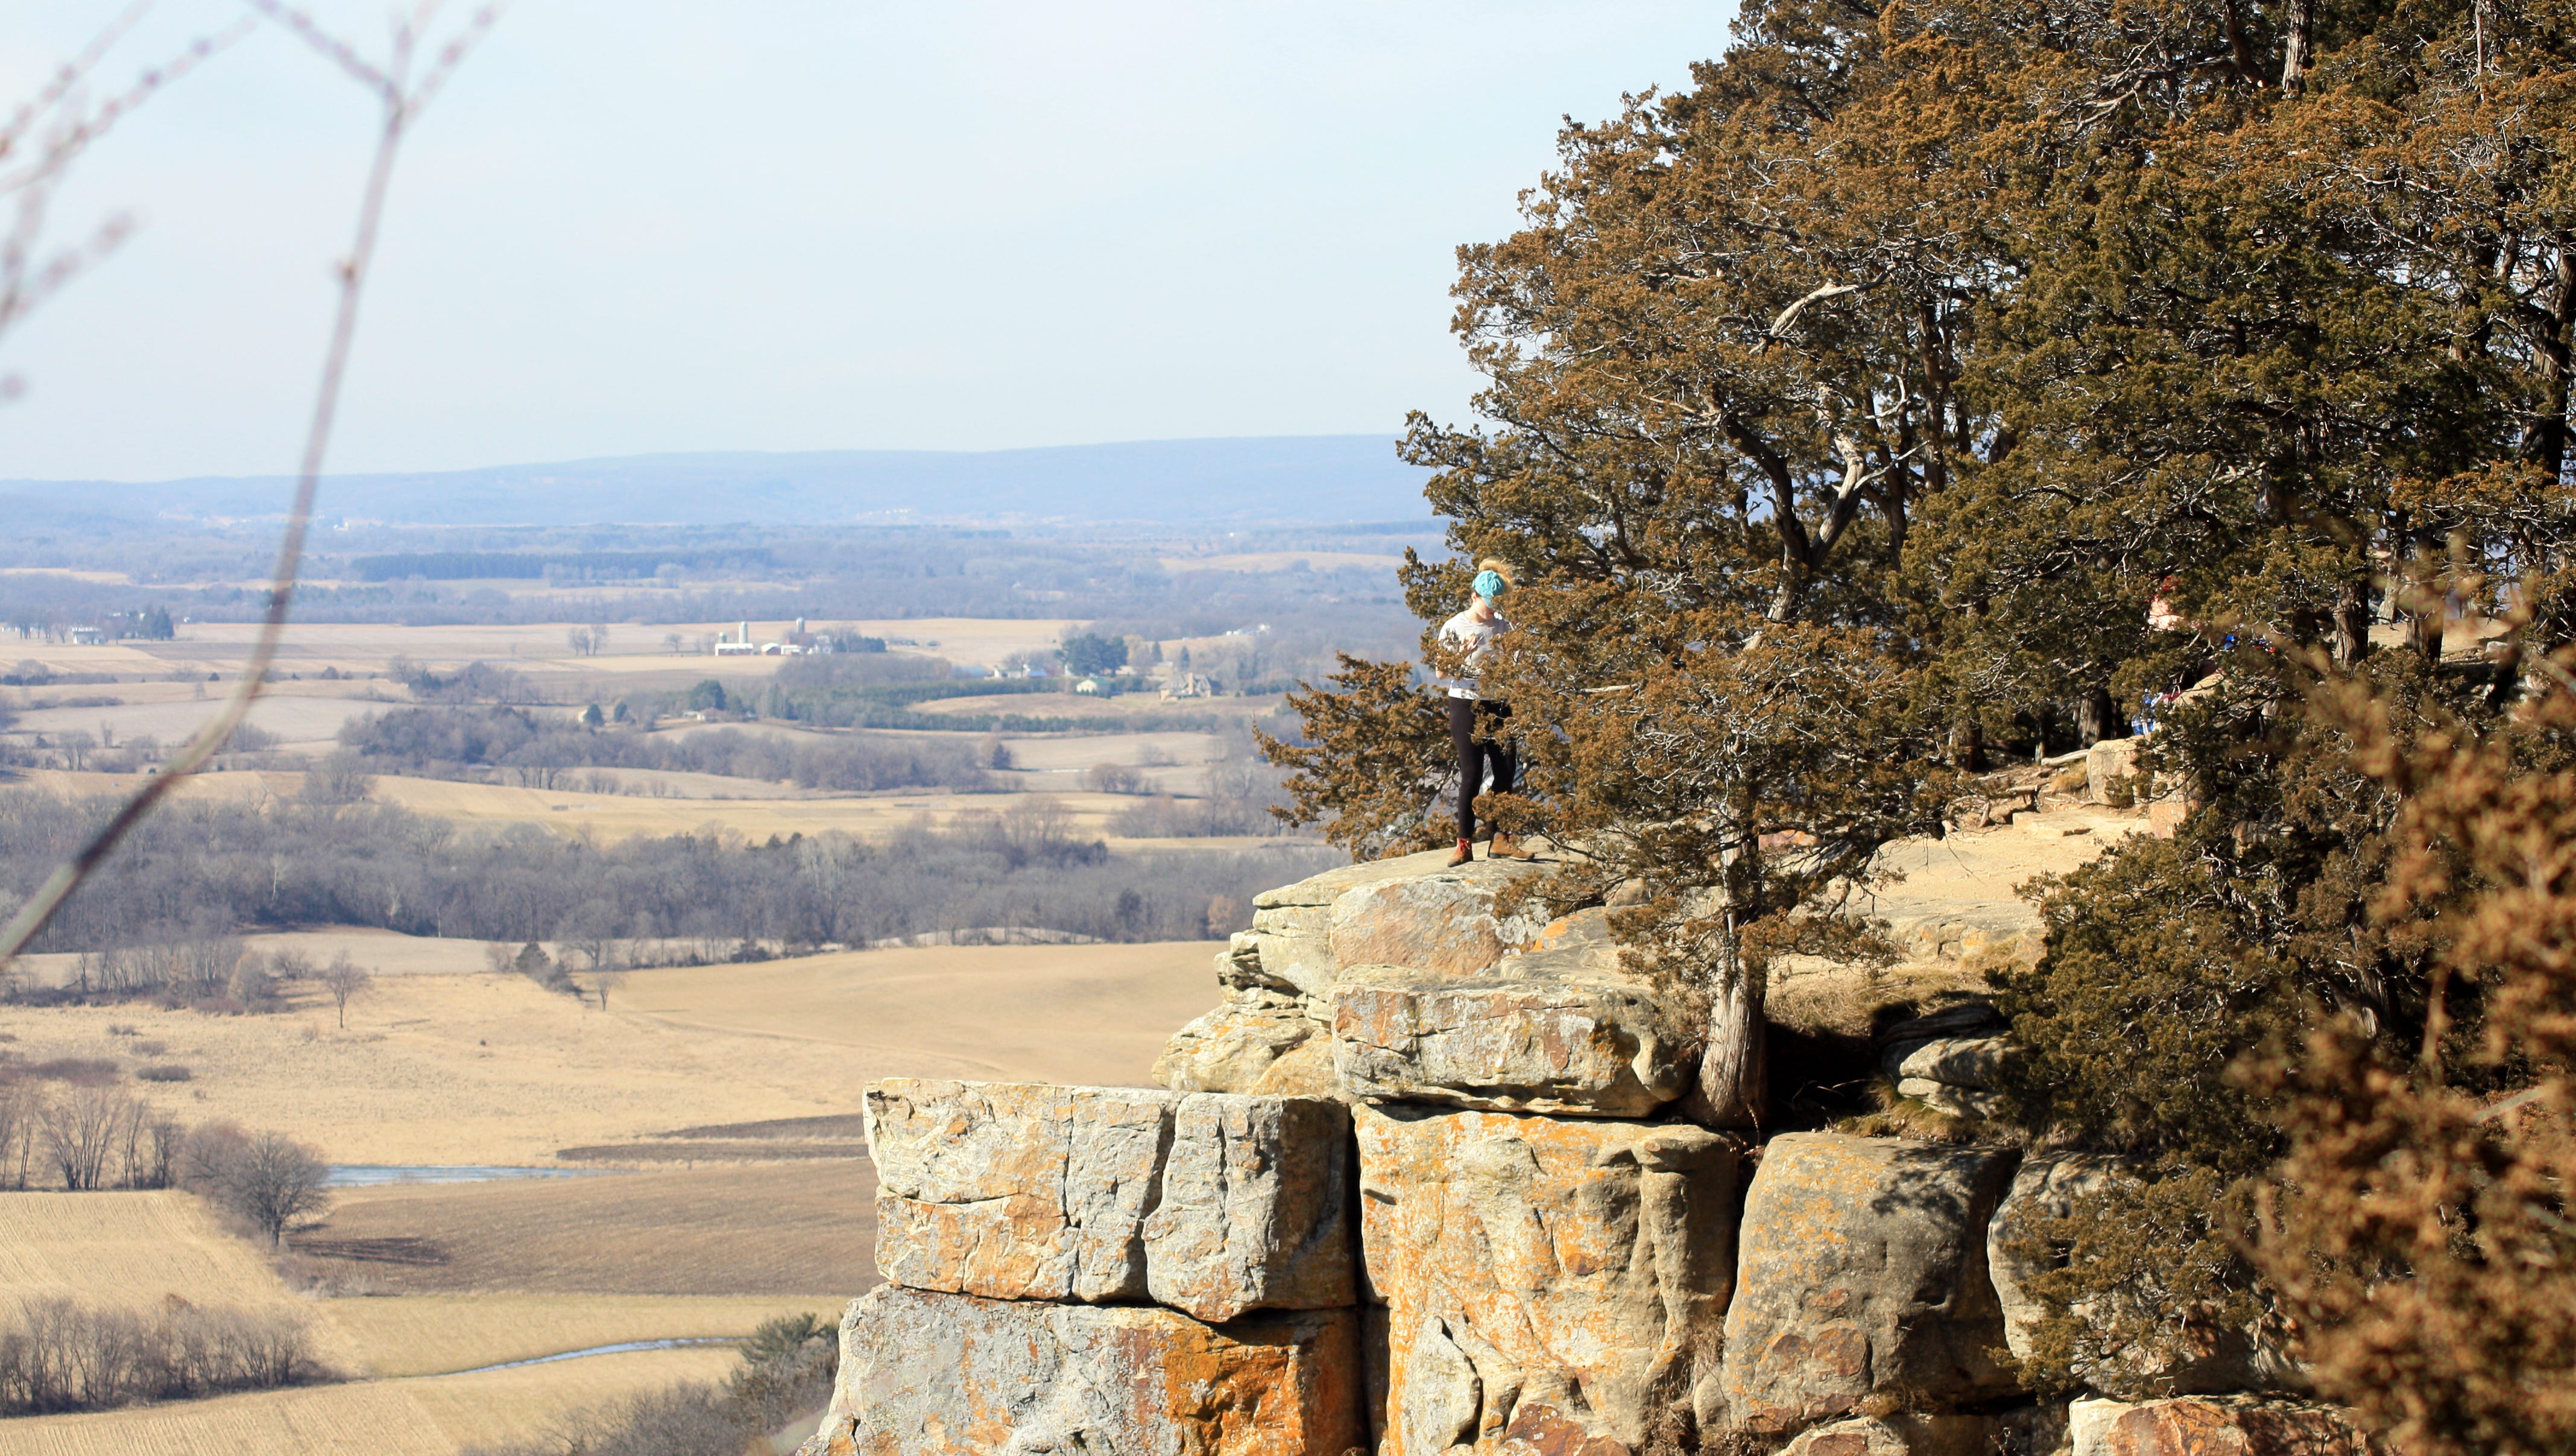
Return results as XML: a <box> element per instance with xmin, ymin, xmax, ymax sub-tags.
<box><xmin>0</xmin><ymin>435</ymin><xmax>1436</xmax><ymax>528</ymax></box>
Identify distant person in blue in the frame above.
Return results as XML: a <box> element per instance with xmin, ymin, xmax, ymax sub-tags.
<box><xmin>1438</xmin><ymin>560</ymin><xmax>1534</xmax><ymax>867</ymax></box>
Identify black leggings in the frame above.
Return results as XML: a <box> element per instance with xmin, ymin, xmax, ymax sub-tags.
<box><xmin>1448</xmin><ymin>698</ymin><xmax>1516</xmax><ymax>840</ymax></box>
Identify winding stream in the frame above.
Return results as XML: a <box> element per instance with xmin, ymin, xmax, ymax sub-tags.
<box><xmin>434</xmin><ymin>1337</ymin><xmax>738</xmax><ymax>1377</ymax></box>
<box><xmin>326</xmin><ymin>1164</ymin><xmax>629</xmax><ymax>1187</ymax></box>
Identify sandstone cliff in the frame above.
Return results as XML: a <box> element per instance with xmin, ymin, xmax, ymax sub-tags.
<box><xmin>800</xmin><ymin>829</ymin><xmax>2366</xmax><ymax>1456</ymax></box>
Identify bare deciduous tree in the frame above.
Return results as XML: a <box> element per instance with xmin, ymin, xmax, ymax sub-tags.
<box><xmin>36</xmin><ymin>1086</ymin><xmax>131</xmax><ymax>1191</ymax></box>
<box><xmin>316</xmin><ymin>954</ymin><xmax>371</xmax><ymax>1030</ymax></box>
<box><xmin>223</xmin><ymin>1132</ymin><xmax>330</xmax><ymax>1247</ymax></box>
<box><xmin>0</xmin><ymin>1</ymin><xmax>505</xmax><ymax>966</ymax></box>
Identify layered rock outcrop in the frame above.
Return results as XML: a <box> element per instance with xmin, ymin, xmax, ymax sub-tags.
<box><xmin>806</xmin><ymin>1078</ymin><xmax>1367</xmax><ymax>1456</ymax></box>
<box><xmin>1155</xmin><ymin>851</ymin><xmax>1556</xmax><ymax>1097</ymax></box>
<box><xmin>804</xmin><ymin>850</ymin><xmax>2364</xmax><ymax>1456</ymax></box>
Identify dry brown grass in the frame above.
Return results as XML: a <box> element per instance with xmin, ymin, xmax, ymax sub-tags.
<box><xmin>0</xmin><ymin>1188</ymin><xmax>843</xmax><ymax>1454</ymax></box>
<box><xmin>0</xmin><ymin>935</ymin><xmax>1214</xmax><ymax>1164</ymax></box>
<box><xmin>617</xmin><ymin>941</ymin><xmax>1217</xmax><ymax>1088</ymax></box>
<box><xmin>0</xmin><ymin>1346</ymin><xmax>746</xmax><ymax>1456</ymax></box>
<box><xmin>0</xmin><ymin>1193</ymin><xmax>321</xmax><ymax>1325</ymax></box>
<box><xmin>288</xmin><ymin>1162</ymin><xmax>873</xmax><ymax>1298</ymax></box>
<box><xmin>369</xmin><ymin>774</ymin><xmax>1160</xmax><ymax>843</ymax></box>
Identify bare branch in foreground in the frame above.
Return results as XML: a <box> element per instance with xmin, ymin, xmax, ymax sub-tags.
<box><xmin>0</xmin><ymin>5</ymin><xmax>507</xmax><ymax>967</ymax></box>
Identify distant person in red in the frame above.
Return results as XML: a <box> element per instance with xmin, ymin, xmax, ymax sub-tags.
<box><xmin>1439</xmin><ymin>560</ymin><xmax>1533</xmax><ymax>867</ymax></box>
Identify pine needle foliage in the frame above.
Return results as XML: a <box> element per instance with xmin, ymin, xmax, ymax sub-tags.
<box><xmin>2241</xmin><ymin>645</ymin><xmax>2576</xmax><ymax>1456</ymax></box>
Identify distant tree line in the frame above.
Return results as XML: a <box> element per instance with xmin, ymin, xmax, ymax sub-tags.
<box><xmin>336</xmin><ymin>705</ymin><xmax>993</xmax><ymax>793</ymax></box>
<box><xmin>0</xmin><ymin>1296</ymin><xmax>327</xmax><ymax>1416</ymax></box>
<box><xmin>347</xmin><ymin>548</ymin><xmax>781</xmax><ymax>582</ymax></box>
<box><xmin>0</xmin><ymin>788</ymin><xmax>1337</xmax><ymax>954</ymax></box>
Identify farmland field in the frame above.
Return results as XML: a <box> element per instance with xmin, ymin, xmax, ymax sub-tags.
<box><xmin>0</xmin><ymin>1188</ymin><xmax>844</xmax><ymax>1456</ymax></box>
<box><xmin>0</xmin><ymin>1346</ymin><xmax>749</xmax><ymax>1456</ymax></box>
<box><xmin>0</xmin><ymin>940</ymin><xmax>1215</xmax><ymax>1164</ymax></box>
<box><xmin>0</xmin><ymin>606</ymin><xmax>1336</xmax><ymax>1451</ymax></box>
<box><xmin>291</xmin><ymin>1162</ymin><xmax>871</xmax><ymax>1297</ymax></box>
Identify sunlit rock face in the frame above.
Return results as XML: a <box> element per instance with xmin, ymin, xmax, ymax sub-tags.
<box><xmin>806</xmin><ymin>1286</ymin><xmax>1366</xmax><ymax>1456</ymax></box>
<box><xmin>1353</xmin><ymin>1102</ymin><xmax>1742</xmax><ymax>1456</ymax></box>
<box><xmin>1157</xmin><ymin>851</ymin><xmax>1553</xmax><ymax>1097</ymax></box>
<box><xmin>1722</xmin><ymin>1133</ymin><xmax>2024</xmax><ymax>1436</ymax></box>
<box><xmin>2069</xmin><ymin>1396</ymin><xmax>2371</xmax><ymax>1456</ymax></box>
<box><xmin>1333</xmin><ymin>969</ymin><xmax>1698</xmax><ymax>1117</ymax></box>
<box><xmin>865</xmin><ymin>1078</ymin><xmax>1354</xmax><ymax>1321</ymax></box>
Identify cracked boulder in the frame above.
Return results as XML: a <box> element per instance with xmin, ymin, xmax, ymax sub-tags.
<box><xmin>2068</xmin><ymin>1397</ymin><xmax>2368</xmax><ymax>1456</ymax></box>
<box><xmin>1722</xmin><ymin>1133</ymin><xmax>2023</xmax><ymax>1434</ymax></box>
<box><xmin>1146</xmin><ymin>1092</ymin><xmax>1360</xmax><ymax>1321</ymax></box>
<box><xmin>1155</xmin><ymin>988</ymin><xmax>1337</xmax><ymax>1097</ymax></box>
<box><xmin>1161</xmin><ymin>850</ymin><xmax>1554</xmax><ymax>1095</ymax></box>
<box><xmin>865</xmin><ymin>1078</ymin><xmax>1355</xmax><ymax>1320</ymax></box>
<box><xmin>1354</xmin><ymin>1103</ymin><xmax>1742</xmax><ymax>1456</ymax></box>
<box><xmin>864</xmin><ymin>1079</ymin><xmax>1169</xmax><ymax>1302</ymax></box>
<box><xmin>801</xmin><ymin>1285</ymin><xmax>1365</xmax><ymax>1456</ymax></box>
<box><xmin>1328</xmin><ymin>859</ymin><xmax>1554</xmax><ymax>976</ymax></box>
<box><xmin>1332</xmin><ymin>970</ymin><xmax>1697</xmax><ymax>1116</ymax></box>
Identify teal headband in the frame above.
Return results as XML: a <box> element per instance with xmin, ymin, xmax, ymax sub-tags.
<box><xmin>1473</xmin><ymin>569</ymin><xmax>1508</xmax><ymax>600</ymax></box>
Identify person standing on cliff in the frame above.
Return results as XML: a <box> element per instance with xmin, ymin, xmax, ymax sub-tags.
<box><xmin>1439</xmin><ymin>561</ymin><xmax>1535</xmax><ymax>867</ymax></box>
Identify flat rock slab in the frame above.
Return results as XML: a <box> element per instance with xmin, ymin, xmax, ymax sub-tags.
<box><xmin>1254</xmin><ymin>848</ymin><xmax>1485</xmax><ymax>910</ymax></box>
<box><xmin>1723</xmin><ymin>1133</ymin><xmax>2022</xmax><ymax>1434</ymax></box>
<box><xmin>1354</xmin><ymin>1103</ymin><xmax>1741</xmax><ymax>1456</ymax></box>
<box><xmin>1328</xmin><ymin>864</ymin><xmax>1553</xmax><ymax>977</ymax></box>
<box><xmin>867</xmin><ymin>1078</ymin><xmax>1355</xmax><ymax>1321</ymax></box>
<box><xmin>1333</xmin><ymin>972</ymin><xmax>1697</xmax><ymax>1116</ymax></box>
<box><xmin>2070</xmin><ymin>1397</ymin><xmax>2369</xmax><ymax>1456</ymax></box>
<box><xmin>803</xmin><ymin>1285</ymin><xmax>1365</xmax><ymax>1456</ymax></box>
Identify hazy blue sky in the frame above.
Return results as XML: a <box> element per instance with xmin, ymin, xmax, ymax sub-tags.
<box><xmin>2</xmin><ymin>2</ymin><xmax>1733</xmax><ymax>481</ymax></box>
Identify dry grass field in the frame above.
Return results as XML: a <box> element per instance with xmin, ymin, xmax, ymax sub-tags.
<box><xmin>0</xmin><ymin>1175</ymin><xmax>856</xmax><ymax>1454</ymax></box>
<box><xmin>291</xmin><ymin>1162</ymin><xmax>871</xmax><ymax>1298</ymax></box>
<box><xmin>367</xmin><ymin>774</ymin><xmax>1160</xmax><ymax>844</ymax></box>
<box><xmin>0</xmin><ymin>1345</ymin><xmax>748</xmax><ymax>1456</ymax></box>
<box><xmin>0</xmin><ymin>940</ymin><xmax>1217</xmax><ymax>1163</ymax></box>
<box><xmin>617</xmin><ymin>941</ymin><xmax>1217</xmax><ymax>1087</ymax></box>
<box><xmin>0</xmin><ymin>1185</ymin><xmax>835</xmax><ymax>1453</ymax></box>
<box><xmin>0</xmin><ymin>1194</ymin><xmax>339</xmax><ymax>1343</ymax></box>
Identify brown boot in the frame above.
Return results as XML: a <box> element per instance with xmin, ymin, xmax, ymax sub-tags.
<box><xmin>1448</xmin><ymin>838</ymin><xmax>1474</xmax><ymax>867</ymax></box>
<box><xmin>1488</xmin><ymin>834</ymin><xmax>1536</xmax><ymax>861</ymax></box>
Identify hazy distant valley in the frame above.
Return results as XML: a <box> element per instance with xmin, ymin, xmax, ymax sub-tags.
<box><xmin>0</xmin><ymin>452</ymin><xmax>1426</xmax><ymax>1453</ymax></box>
